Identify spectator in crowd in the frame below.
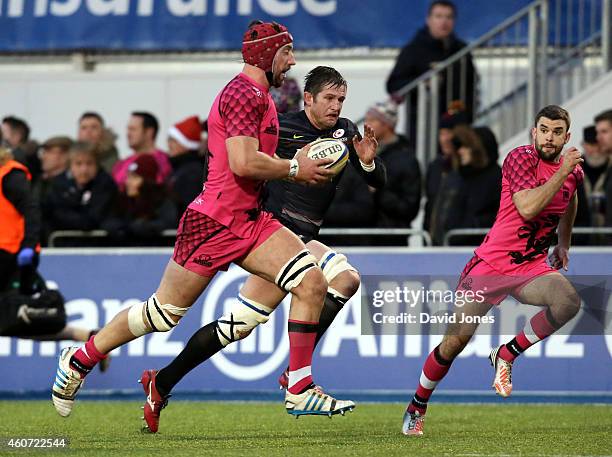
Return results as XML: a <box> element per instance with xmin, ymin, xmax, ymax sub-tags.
<box><xmin>595</xmin><ymin>110</ymin><xmax>612</xmax><ymax>228</ymax></box>
<box><xmin>111</xmin><ymin>112</ymin><xmax>171</xmax><ymax>190</ymax></box>
<box><xmin>427</xmin><ymin>124</ymin><xmax>501</xmax><ymax>245</ymax></box>
<box><xmin>445</xmin><ymin>125</ymin><xmax>501</xmax><ymax>245</ymax></box>
<box><xmin>1</xmin><ymin>116</ymin><xmax>41</xmax><ymax>181</ymax></box>
<box><xmin>167</xmin><ymin>116</ymin><xmax>205</xmax><ymax>217</ymax></box>
<box><xmin>77</xmin><ymin>112</ymin><xmax>119</xmax><ymax>173</ymax></box>
<box><xmin>43</xmin><ymin>142</ymin><xmax>117</xmax><ymax>240</ymax></box>
<box><xmin>386</xmin><ymin>0</ymin><xmax>476</xmax><ymax>144</ymax></box>
<box><xmin>270</xmin><ymin>77</ymin><xmax>302</xmax><ymax>114</ymax></box>
<box><xmin>575</xmin><ymin>125</ymin><xmax>608</xmax><ymax>228</ymax></box>
<box><xmin>365</xmin><ymin>101</ymin><xmax>421</xmax><ymax>228</ymax></box>
<box><xmin>323</xmin><ymin>163</ymin><xmax>376</xmax><ymax>246</ymax></box>
<box><xmin>424</xmin><ymin>108</ymin><xmax>469</xmax><ymax>234</ymax></box>
<box><xmin>103</xmin><ymin>154</ymin><xmax>177</xmax><ymax>245</ymax></box>
<box><xmin>0</xmin><ymin>146</ymin><xmax>40</xmax><ymax>294</ymax></box>
<box><xmin>33</xmin><ymin>136</ymin><xmax>73</xmax><ymax>205</ymax></box>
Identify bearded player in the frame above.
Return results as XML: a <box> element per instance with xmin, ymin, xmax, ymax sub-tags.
<box><xmin>138</xmin><ymin>65</ymin><xmax>387</xmax><ymax>432</ymax></box>
<box><xmin>51</xmin><ymin>21</ymin><xmax>357</xmax><ymax>423</ymax></box>
<box><xmin>402</xmin><ymin>105</ymin><xmax>584</xmax><ymax>436</ymax></box>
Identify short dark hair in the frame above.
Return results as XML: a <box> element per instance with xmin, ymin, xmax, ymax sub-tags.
<box><xmin>428</xmin><ymin>1</ymin><xmax>456</xmax><ymax>17</ymax></box>
<box><xmin>594</xmin><ymin>109</ymin><xmax>612</xmax><ymax>125</ymax></box>
<box><xmin>534</xmin><ymin>105</ymin><xmax>571</xmax><ymax>130</ymax></box>
<box><xmin>303</xmin><ymin>66</ymin><xmax>347</xmax><ymax>99</ymax></box>
<box><xmin>2</xmin><ymin>116</ymin><xmax>30</xmax><ymax>143</ymax></box>
<box><xmin>132</xmin><ymin>111</ymin><xmax>159</xmax><ymax>139</ymax></box>
<box><xmin>42</xmin><ymin>136</ymin><xmax>73</xmax><ymax>152</ymax></box>
<box><xmin>69</xmin><ymin>141</ymin><xmax>98</xmax><ymax>161</ymax></box>
<box><xmin>80</xmin><ymin>111</ymin><xmax>105</xmax><ymax>126</ymax></box>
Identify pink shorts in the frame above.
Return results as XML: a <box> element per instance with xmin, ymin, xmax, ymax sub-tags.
<box><xmin>172</xmin><ymin>208</ymin><xmax>283</xmax><ymax>277</ymax></box>
<box><xmin>456</xmin><ymin>255</ymin><xmax>556</xmax><ymax>305</ymax></box>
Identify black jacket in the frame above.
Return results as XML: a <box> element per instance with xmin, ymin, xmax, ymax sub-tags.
<box><xmin>429</xmin><ymin>163</ymin><xmax>501</xmax><ymax>246</ymax></box>
<box><xmin>387</xmin><ymin>27</ymin><xmax>477</xmax><ymax>139</ymax></box>
<box><xmin>43</xmin><ymin>170</ymin><xmax>117</xmax><ymax>234</ymax></box>
<box><xmin>169</xmin><ymin>151</ymin><xmax>205</xmax><ymax>218</ymax></box>
<box><xmin>450</xmin><ymin>164</ymin><xmax>501</xmax><ymax>241</ymax></box>
<box><xmin>374</xmin><ymin>135</ymin><xmax>421</xmax><ymax>227</ymax></box>
<box><xmin>324</xmin><ymin>163</ymin><xmax>376</xmax><ymax>228</ymax></box>
<box><xmin>102</xmin><ymin>193</ymin><xmax>177</xmax><ymax>245</ymax></box>
<box><xmin>424</xmin><ymin>155</ymin><xmax>451</xmax><ymax>232</ymax></box>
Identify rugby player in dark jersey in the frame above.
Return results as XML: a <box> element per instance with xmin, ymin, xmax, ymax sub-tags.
<box><xmin>144</xmin><ymin>66</ymin><xmax>387</xmax><ymax>428</ymax></box>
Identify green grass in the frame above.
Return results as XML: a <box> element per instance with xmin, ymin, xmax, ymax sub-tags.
<box><xmin>0</xmin><ymin>401</ymin><xmax>610</xmax><ymax>456</ymax></box>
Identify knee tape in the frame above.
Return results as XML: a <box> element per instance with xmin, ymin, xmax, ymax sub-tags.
<box><xmin>318</xmin><ymin>250</ymin><xmax>356</xmax><ymax>283</ymax></box>
<box><xmin>127</xmin><ymin>294</ymin><xmax>189</xmax><ymax>337</ymax></box>
<box><xmin>216</xmin><ymin>294</ymin><xmax>274</xmax><ymax>347</ymax></box>
<box><xmin>275</xmin><ymin>249</ymin><xmax>318</xmax><ymax>292</ymax></box>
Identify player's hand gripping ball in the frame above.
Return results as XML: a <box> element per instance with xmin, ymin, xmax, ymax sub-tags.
<box><xmin>306</xmin><ymin>138</ymin><xmax>349</xmax><ymax>176</ymax></box>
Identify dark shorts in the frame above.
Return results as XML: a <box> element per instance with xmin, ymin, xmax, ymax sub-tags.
<box><xmin>172</xmin><ymin>209</ymin><xmax>283</xmax><ymax>278</ymax></box>
<box><xmin>456</xmin><ymin>255</ymin><xmax>556</xmax><ymax>305</ymax></box>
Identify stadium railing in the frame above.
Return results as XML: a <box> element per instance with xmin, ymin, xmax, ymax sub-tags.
<box><xmin>443</xmin><ymin>227</ymin><xmax>612</xmax><ymax>246</ymax></box>
<box><xmin>389</xmin><ymin>0</ymin><xmax>611</xmax><ymax>167</ymax></box>
<box><xmin>46</xmin><ymin>228</ymin><xmax>433</xmax><ymax>247</ymax></box>
<box><xmin>318</xmin><ymin>228</ymin><xmax>432</xmax><ymax>246</ymax></box>
<box><xmin>47</xmin><ymin>230</ymin><xmax>112</xmax><ymax>247</ymax></box>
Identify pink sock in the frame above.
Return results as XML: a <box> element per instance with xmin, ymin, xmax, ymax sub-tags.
<box><xmin>69</xmin><ymin>335</ymin><xmax>107</xmax><ymax>377</ymax></box>
<box><xmin>408</xmin><ymin>346</ymin><xmax>452</xmax><ymax>414</ymax></box>
<box><xmin>498</xmin><ymin>309</ymin><xmax>558</xmax><ymax>363</ymax></box>
<box><xmin>287</xmin><ymin>320</ymin><xmax>318</xmax><ymax>395</ymax></box>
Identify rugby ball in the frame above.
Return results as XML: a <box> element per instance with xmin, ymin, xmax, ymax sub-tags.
<box><xmin>306</xmin><ymin>138</ymin><xmax>349</xmax><ymax>175</ymax></box>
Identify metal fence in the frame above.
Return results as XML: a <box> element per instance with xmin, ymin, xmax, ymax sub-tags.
<box><xmin>47</xmin><ymin>228</ymin><xmax>433</xmax><ymax>248</ymax></box>
<box><xmin>47</xmin><ymin>227</ymin><xmax>612</xmax><ymax>248</ymax></box>
<box><xmin>392</xmin><ymin>0</ymin><xmax>611</xmax><ymax>168</ymax></box>
<box><xmin>443</xmin><ymin>227</ymin><xmax>612</xmax><ymax>246</ymax></box>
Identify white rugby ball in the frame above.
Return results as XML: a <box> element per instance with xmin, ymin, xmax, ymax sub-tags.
<box><xmin>306</xmin><ymin>138</ymin><xmax>349</xmax><ymax>175</ymax></box>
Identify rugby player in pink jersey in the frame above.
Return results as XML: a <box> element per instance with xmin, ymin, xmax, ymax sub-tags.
<box><xmin>402</xmin><ymin>105</ymin><xmax>584</xmax><ymax>436</ymax></box>
<box><xmin>51</xmin><ymin>20</ymin><xmax>355</xmax><ymax>426</ymax></box>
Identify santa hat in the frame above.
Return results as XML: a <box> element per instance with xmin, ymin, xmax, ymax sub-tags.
<box><xmin>242</xmin><ymin>21</ymin><xmax>293</xmax><ymax>73</ymax></box>
<box><xmin>168</xmin><ymin>116</ymin><xmax>202</xmax><ymax>150</ymax></box>
<box><xmin>128</xmin><ymin>154</ymin><xmax>158</xmax><ymax>182</ymax></box>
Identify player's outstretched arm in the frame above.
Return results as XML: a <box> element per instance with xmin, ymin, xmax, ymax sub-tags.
<box><xmin>512</xmin><ymin>147</ymin><xmax>583</xmax><ymax>220</ymax></box>
<box><xmin>226</xmin><ymin>136</ymin><xmax>333</xmax><ymax>184</ymax></box>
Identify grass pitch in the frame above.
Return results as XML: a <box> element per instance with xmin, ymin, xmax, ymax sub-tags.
<box><xmin>0</xmin><ymin>401</ymin><xmax>610</xmax><ymax>456</ymax></box>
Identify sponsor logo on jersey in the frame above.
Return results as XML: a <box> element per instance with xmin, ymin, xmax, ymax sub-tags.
<box><xmin>333</xmin><ymin>129</ymin><xmax>344</xmax><ymax>138</ymax></box>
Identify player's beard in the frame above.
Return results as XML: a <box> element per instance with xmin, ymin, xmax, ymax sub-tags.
<box><xmin>271</xmin><ymin>68</ymin><xmax>286</xmax><ymax>88</ymax></box>
<box><xmin>535</xmin><ymin>139</ymin><xmax>563</xmax><ymax>162</ymax></box>
<box><xmin>270</xmin><ymin>47</ymin><xmax>291</xmax><ymax>88</ymax></box>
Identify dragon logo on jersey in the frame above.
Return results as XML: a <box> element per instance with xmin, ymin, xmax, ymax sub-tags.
<box><xmin>508</xmin><ymin>214</ymin><xmax>560</xmax><ymax>264</ymax></box>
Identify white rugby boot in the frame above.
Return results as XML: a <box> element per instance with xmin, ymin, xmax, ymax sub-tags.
<box><xmin>52</xmin><ymin>347</ymin><xmax>85</xmax><ymax>417</ymax></box>
<box><xmin>285</xmin><ymin>386</ymin><xmax>355</xmax><ymax>418</ymax></box>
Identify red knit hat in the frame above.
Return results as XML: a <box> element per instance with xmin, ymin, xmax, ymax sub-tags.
<box><xmin>242</xmin><ymin>21</ymin><xmax>293</xmax><ymax>73</ymax></box>
<box><xmin>168</xmin><ymin>116</ymin><xmax>202</xmax><ymax>150</ymax></box>
<box><xmin>128</xmin><ymin>154</ymin><xmax>158</xmax><ymax>182</ymax></box>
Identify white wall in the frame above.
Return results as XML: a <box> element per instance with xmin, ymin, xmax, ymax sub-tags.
<box><xmin>498</xmin><ymin>70</ymin><xmax>612</xmax><ymax>161</ymax></box>
<box><xmin>0</xmin><ymin>58</ymin><xmax>395</xmax><ymax>157</ymax></box>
